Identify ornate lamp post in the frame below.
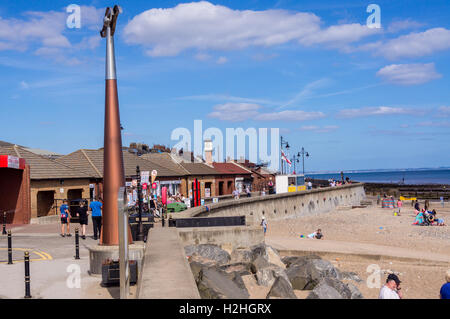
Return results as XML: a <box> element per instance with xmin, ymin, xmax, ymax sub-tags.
<box><xmin>280</xmin><ymin>136</ymin><xmax>290</xmax><ymax>174</ymax></box>
<box><xmin>299</xmin><ymin>147</ymin><xmax>310</xmax><ymax>175</ymax></box>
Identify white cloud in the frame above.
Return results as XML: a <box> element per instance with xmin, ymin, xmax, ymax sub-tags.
<box><xmin>376</xmin><ymin>63</ymin><xmax>441</xmax><ymax>85</ymax></box>
<box><xmin>437</xmin><ymin>106</ymin><xmax>450</xmax><ymax>117</ymax></box>
<box><xmin>255</xmin><ymin>110</ymin><xmax>325</xmax><ymax>121</ymax></box>
<box><xmin>337</xmin><ymin>106</ymin><xmax>421</xmax><ymax>118</ymax></box>
<box><xmin>0</xmin><ymin>6</ymin><xmax>103</xmax><ymax>55</ymax></box>
<box><xmin>299</xmin><ymin>23</ymin><xmax>379</xmax><ymax>48</ymax></box>
<box><xmin>387</xmin><ymin>19</ymin><xmax>425</xmax><ymax>33</ymax></box>
<box><xmin>123</xmin><ymin>1</ymin><xmax>377</xmax><ymax>57</ymax></box>
<box><xmin>208</xmin><ymin>102</ymin><xmax>325</xmax><ymax>122</ymax></box>
<box><xmin>208</xmin><ymin>103</ymin><xmax>261</xmax><ymax>122</ymax></box>
<box><xmin>216</xmin><ymin>56</ymin><xmax>228</xmax><ymax>64</ymax></box>
<box><xmin>372</xmin><ymin>28</ymin><xmax>450</xmax><ymax>60</ymax></box>
<box><xmin>299</xmin><ymin>125</ymin><xmax>339</xmax><ymax>133</ymax></box>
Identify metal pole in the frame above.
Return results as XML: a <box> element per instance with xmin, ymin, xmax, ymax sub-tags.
<box><xmin>7</xmin><ymin>230</ymin><xmax>12</xmax><ymax>264</ymax></box>
<box><xmin>24</xmin><ymin>251</ymin><xmax>31</xmax><ymax>298</ymax></box>
<box><xmin>302</xmin><ymin>147</ymin><xmax>305</xmax><ymax>175</ymax></box>
<box><xmin>100</xmin><ymin>5</ymin><xmax>126</xmax><ymax>246</ymax></box>
<box><xmin>2</xmin><ymin>212</ymin><xmax>6</xmax><ymax>235</ymax></box>
<box><xmin>75</xmin><ymin>228</ymin><xmax>80</xmax><ymax>260</ymax></box>
<box><xmin>136</xmin><ymin>166</ymin><xmax>144</xmax><ymax>241</ymax></box>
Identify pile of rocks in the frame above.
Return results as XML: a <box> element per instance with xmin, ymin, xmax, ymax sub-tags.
<box><xmin>184</xmin><ymin>243</ymin><xmax>364</xmax><ymax>299</ymax></box>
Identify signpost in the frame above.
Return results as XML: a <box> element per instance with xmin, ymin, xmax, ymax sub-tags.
<box><xmin>118</xmin><ymin>187</ymin><xmax>129</xmax><ymax>299</ymax></box>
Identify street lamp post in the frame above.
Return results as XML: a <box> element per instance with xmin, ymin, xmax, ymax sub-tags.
<box><xmin>280</xmin><ymin>136</ymin><xmax>290</xmax><ymax>174</ymax></box>
<box><xmin>136</xmin><ymin>166</ymin><xmax>144</xmax><ymax>241</ymax></box>
<box><xmin>298</xmin><ymin>147</ymin><xmax>310</xmax><ymax>175</ymax></box>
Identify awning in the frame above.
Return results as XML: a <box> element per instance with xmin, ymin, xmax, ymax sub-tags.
<box><xmin>0</xmin><ymin>155</ymin><xmax>26</xmax><ymax>170</ymax></box>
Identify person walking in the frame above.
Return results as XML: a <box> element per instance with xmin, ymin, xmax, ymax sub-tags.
<box><xmin>89</xmin><ymin>198</ymin><xmax>103</xmax><ymax>240</ymax></box>
<box><xmin>397</xmin><ymin>198</ymin><xmax>403</xmax><ymax>215</ymax></box>
<box><xmin>261</xmin><ymin>216</ymin><xmax>267</xmax><ymax>236</ymax></box>
<box><xmin>60</xmin><ymin>200</ymin><xmax>71</xmax><ymax>237</ymax></box>
<box><xmin>77</xmin><ymin>201</ymin><xmax>88</xmax><ymax>240</ymax></box>
<box><xmin>379</xmin><ymin>274</ymin><xmax>403</xmax><ymax>299</ymax></box>
<box><xmin>440</xmin><ymin>269</ymin><xmax>450</xmax><ymax>299</ymax></box>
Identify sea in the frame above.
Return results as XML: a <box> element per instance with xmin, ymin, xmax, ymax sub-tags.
<box><xmin>307</xmin><ymin>168</ymin><xmax>450</xmax><ymax>185</ymax></box>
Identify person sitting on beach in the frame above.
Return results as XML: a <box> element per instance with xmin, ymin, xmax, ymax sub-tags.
<box><xmin>429</xmin><ymin>209</ymin><xmax>446</xmax><ymax>226</ymax></box>
<box><xmin>414</xmin><ymin>200</ymin><xmax>420</xmax><ymax>212</ymax></box>
<box><xmin>412</xmin><ymin>210</ymin><xmax>425</xmax><ymax>225</ymax></box>
<box><xmin>307</xmin><ymin>229</ymin><xmax>323</xmax><ymax>239</ymax></box>
<box><xmin>379</xmin><ymin>274</ymin><xmax>403</xmax><ymax>299</ymax></box>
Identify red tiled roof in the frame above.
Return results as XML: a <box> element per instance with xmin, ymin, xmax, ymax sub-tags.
<box><xmin>212</xmin><ymin>162</ymin><xmax>252</xmax><ymax>175</ymax></box>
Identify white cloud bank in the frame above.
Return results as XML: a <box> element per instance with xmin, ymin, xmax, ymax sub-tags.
<box><xmin>208</xmin><ymin>102</ymin><xmax>325</xmax><ymax>122</ymax></box>
<box><xmin>123</xmin><ymin>1</ymin><xmax>378</xmax><ymax>57</ymax></box>
<box><xmin>376</xmin><ymin>63</ymin><xmax>442</xmax><ymax>85</ymax></box>
<box><xmin>337</xmin><ymin>106</ymin><xmax>421</xmax><ymax>118</ymax></box>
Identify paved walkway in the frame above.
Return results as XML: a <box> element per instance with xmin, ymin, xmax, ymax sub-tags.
<box><xmin>266</xmin><ymin>236</ymin><xmax>450</xmax><ymax>263</ymax></box>
<box><xmin>137</xmin><ymin>224</ymin><xmax>200</xmax><ymax>299</ymax></box>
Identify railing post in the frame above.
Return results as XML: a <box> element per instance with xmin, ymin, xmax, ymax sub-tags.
<box><xmin>7</xmin><ymin>230</ymin><xmax>13</xmax><ymax>264</ymax></box>
<box><xmin>24</xmin><ymin>251</ymin><xmax>31</xmax><ymax>298</ymax></box>
<box><xmin>2</xmin><ymin>212</ymin><xmax>6</xmax><ymax>235</ymax></box>
<box><xmin>75</xmin><ymin>228</ymin><xmax>80</xmax><ymax>260</ymax></box>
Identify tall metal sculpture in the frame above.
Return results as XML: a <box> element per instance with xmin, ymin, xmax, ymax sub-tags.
<box><xmin>100</xmin><ymin>5</ymin><xmax>127</xmax><ymax>245</ymax></box>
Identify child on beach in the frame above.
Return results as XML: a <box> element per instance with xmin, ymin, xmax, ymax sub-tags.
<box><xmin>397</xmin><ymin>199</ymin><xmax>403</xmax><ymax>215</ymax></box>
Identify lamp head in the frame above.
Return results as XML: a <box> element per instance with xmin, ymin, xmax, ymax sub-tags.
<box><xmin>100</xmin><ymin>5</ymin><xmax>122</xmax><ymax>38</ymax></box>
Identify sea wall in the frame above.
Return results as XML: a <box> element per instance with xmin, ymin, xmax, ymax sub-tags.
<box><xmin>172</xmin><ymin>183</ymin><xmax>366</xmax><ymax>226</ymax></box>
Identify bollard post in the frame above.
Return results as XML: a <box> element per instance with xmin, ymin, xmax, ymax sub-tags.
<box><xmin>24</xmin><ymin>251</ymin><xmax>31</xmax><ymax>298</ymax></box>
<box><xmin>2</xmin><ymin>212</ymin><xmax>6</xmax><ymax>235</ymax></box>
<box><xmin>7</xmin><ymin>230</ymin><xmax>13</xmax><ymax>264</ymax></box>
<box><xmin>75</xmin><ymin>228</ymin><xmax>80</xmax><ymax>260</ymax></box>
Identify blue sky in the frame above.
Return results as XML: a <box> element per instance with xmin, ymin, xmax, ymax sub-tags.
<box><xmin>0</xmin><ymin>0</ymin><xmax>449</xmax><ymax>172</ymax></box>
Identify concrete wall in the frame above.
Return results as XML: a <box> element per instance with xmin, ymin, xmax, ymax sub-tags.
<box><xmin>177</xmin><ymin>225</ymin><xmax>264</xmax><ymax>249</ymax></box>
<box><xmin>172</xmin><ymin>183</ymin><xmax>366</xmax><ymax>226</ymax></box>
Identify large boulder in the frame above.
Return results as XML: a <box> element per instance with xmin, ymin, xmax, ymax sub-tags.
<box><xmin>197</xmin><ymin>267</ymin><xmax>249</xmax><ymax>299</ymax></box>
<box><xmin>185</xmin><ymin>244</ymin><xmax>231</xmax><ymax>265</ymax></box>
<box><xmin>340</xmin><ymin>271</ymin><xmax>363</xmax><ymax>283</ymax></box>
<box><xmin>219</xmin><ymin>262</ymin><xmax>252</xmax><ymax>277</ymax></box>
<box><xmin>282</xmin><ymin>255</ymin><xmax>322</xmax><ymax>268</ymax></box>
<box><xmin>251</xmin><ymin>256</ymin><xmax>290</xmax><ymax>287</ymax></box>
<box><xmin>249</xmin><ymin>243</ymin><xmax>268</xmax><ymax>261</ymax></box>
<box><xmin>266</xmin><ymin>276</ymin><xmax>297</xmax><ymax>299</ymax></box>
<box><xmin>346</xmin><ymin>283</ymin><xmax>364</xmax><ymax>299</ymax></box>
<box><xmin>230</xmin><ymin>248</ymin><xmax>253</xmax><ymax>263</ymax></box>
<box><xmin>306</xmin><ymin>277</ymin><xmax>352</xmax><ymax>299</ymax></box>
<box><xmin>286</xmin><ymin>259</ymin><xmax>341</xmax><ymax>290</ymax></box>
<box><xmin>266</xmin><ymin>246</ymin><xmax>285</xmax><ymax>269</ymax></box>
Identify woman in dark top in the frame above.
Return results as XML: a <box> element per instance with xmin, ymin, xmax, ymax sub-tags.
<box><xmin>77</xmin><ymin>201</ymin><xmax>88</xmax><ymax>240</ymax></box>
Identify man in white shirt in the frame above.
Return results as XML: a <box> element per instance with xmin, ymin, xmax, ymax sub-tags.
<box><xmin>379</xmin><ymin>274</ymin><xmax>403</xmax><ymax>299</ymax></box>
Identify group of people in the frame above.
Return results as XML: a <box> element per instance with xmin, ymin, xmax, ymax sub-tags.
<box><xmin>412</xmin><ymin>200</ymin><xmax>446</xmax><ymax>226</ymax></box>
<box><xmin>59</xmin><ymin>198</ymin><xmax>103</xmax><ymax>240</ymax></box>
<box><xmin>379</xmin><ymin>270</ymin><xmax>450</xmax><ymax>299</ymax></box>
<box><xmin>328</xmin><ymin>177</ymin><xmax>351</xmax><ymax>187</ymax></box>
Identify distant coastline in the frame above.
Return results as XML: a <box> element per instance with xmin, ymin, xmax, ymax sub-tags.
<box><xmin>306</xmin><ymin>168</ymin><xmax>450</xmax><ymax>186</ymax></box>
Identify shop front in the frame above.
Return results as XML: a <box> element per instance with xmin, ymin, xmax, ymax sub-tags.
<box><xmin>0</xmin><ymin>155</ymin><xmax>31</xmax><ymax>224</ymax></box>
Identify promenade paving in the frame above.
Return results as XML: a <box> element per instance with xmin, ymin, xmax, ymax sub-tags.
<box><xmin>0</xmin><ymin>222</ymin><xmax>126</xmax><ymax>299</ymax></box>
<box><xmin>138</xmin><ymin>223</ymin><xmax>200</xmax><ymax>299</ymax></box>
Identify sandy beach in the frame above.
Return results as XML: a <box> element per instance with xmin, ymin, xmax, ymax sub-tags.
<box><xmin>257</xmin><ymin>197</ymin><xmax>450</xmax><ymax>299</ymax></box>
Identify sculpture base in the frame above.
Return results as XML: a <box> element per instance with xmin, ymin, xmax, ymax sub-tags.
<box><xmin>87</xmin><ymin>242</ymin><xmax>145</xmax><ymax>275</ymax></box>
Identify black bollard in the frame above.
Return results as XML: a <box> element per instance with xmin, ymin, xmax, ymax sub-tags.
<box><xmin>7</xmin><ymin>230</ymin><xmax>12</xmax><ymax>264</ymax></box>
<box><xmin>75</xmin><ymin>228</ymin><xmax>80</xmax><ymax>260</ymax></box>
<box><xmin>2</xmin><ymin>212</ymin><xmax>6</xmax><ymax>235</ymax></box>
<box><xmin>24</xmin><ymin>251</ymin><xmax>31</xmax><ymax>298</ymax></box>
